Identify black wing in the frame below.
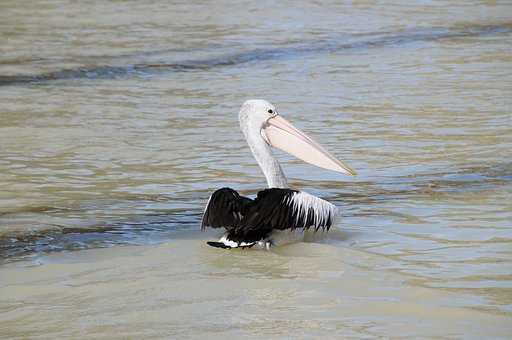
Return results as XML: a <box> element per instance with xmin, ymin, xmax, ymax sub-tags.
<box><xmin>226</xmin><ymin>188</ymin><xmax>337</xmax><ymax>243</ymax></box>
<box><xmin>201</xmin><ymin>187</ymin><xmax>252</xmax><ymax>231</ymax></box>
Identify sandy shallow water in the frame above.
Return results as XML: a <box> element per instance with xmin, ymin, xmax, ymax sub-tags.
<box><xmin>1</xmin><ymin>233</ymin><xmax>510</xmax><ymax>339</ymax></box>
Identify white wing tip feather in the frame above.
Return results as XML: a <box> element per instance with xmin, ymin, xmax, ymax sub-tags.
<box><xmin>289</xmin><ymin>191</ymin><xmax>338</xmax><ymax>228</ymax></box>
<box><xmin>201</xmin><ymin>194</ymin><xmax>213</xmax><ymax>227</ymax></box>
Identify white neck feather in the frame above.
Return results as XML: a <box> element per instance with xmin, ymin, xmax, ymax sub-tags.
<box><xmin>242</xmin><ymin>125</ymin><xmax>288</xmax><ymax>188</ymax></box>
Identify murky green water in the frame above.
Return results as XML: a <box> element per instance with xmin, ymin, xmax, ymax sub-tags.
<box><xmin>0</xmin><ymin>0</ymin><xmax>511</xmax><ymax>337</ymax></box>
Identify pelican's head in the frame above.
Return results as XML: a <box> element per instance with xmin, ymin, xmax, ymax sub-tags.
<box><xmin>239</xmin><ymin>99</ymin><xmax>356</xmax><ymax>176</ymax></box>
<box><xmin>239</xmin><ymin>99</ymin><xmax>278</xmax><ymax>131</ymax></box>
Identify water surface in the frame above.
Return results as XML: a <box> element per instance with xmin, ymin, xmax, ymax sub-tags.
<box><xmin>0</xmin><ymin>0</ymin><xmax>511</xmax><ymax>337</ymax></box>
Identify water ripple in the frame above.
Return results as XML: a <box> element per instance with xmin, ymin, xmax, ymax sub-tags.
<box><xmin>1</xmin><ymin>23</ymin><xmax>510</xmax><ymax>86</ymax></box>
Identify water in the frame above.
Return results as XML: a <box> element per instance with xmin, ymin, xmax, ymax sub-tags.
<box><xmin>1</xmin><ymin>0</ymin><xmax>511</xmax><ymax>337</ymax></box>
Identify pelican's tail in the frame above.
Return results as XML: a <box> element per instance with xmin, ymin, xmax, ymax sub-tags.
<box><xmin>206</xmin><ymin>235</ymin><xmax>270</xmax><ymax>250</ymax></box>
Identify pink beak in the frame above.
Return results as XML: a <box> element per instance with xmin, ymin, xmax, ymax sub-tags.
<box><xmin>261</xmin><ymin>115</ymin><xmax>356</xmax><ymax>176</ymax></box>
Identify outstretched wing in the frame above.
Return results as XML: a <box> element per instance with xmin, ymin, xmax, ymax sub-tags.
<box><xmin>201</xmin><ymin>187</ymin><xmax>253</xmax><ymax>231</ymax></box>
<box><xmin>226</xmin><ymin>188</ymin><xmax>338</xmax><ymax>243</ymax></box>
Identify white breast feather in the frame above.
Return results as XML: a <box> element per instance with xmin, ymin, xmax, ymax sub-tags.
<box><xmin>286</xmin><ymin>191</ymin><xmax>338</xmax><ymax>228</ymax></box>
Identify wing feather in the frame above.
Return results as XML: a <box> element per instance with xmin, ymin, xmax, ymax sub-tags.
<box><xmin>226</xmin><ymin>189</ymin><xmax>338</xmax><ymax>243</ymax></box>
<box><xmin>201</xmin><ymin>187</ymin><xmax>252</xmax><ymax>230</ymax></box>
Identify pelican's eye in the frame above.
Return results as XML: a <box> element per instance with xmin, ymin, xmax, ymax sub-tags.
<box><xmin>267</xmin><ymin>109</ymin><xmax>273</xmax><ymax>114</ymax></box>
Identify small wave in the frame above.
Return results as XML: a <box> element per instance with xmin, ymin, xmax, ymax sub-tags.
<box><xmin>0</xmin><ymin>211</ymin><xmax>201</xmax><ymax>264</ymax></box>
<box><xmin>1</xmin><ymin>23</ymin><xmax>510</xmax><ymax>86</ymax></box>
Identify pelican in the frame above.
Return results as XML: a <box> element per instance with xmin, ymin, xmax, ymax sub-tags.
<box><xmin>201</xmin><ymin>99</ymin><xmax>356</xmax><ymax>249</ymax></box>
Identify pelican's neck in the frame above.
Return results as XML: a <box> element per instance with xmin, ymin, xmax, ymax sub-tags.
<box><xmin>244</xmin><ymin>128</ymin><xmax>288</xmax><ymax>188</ymax></box>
